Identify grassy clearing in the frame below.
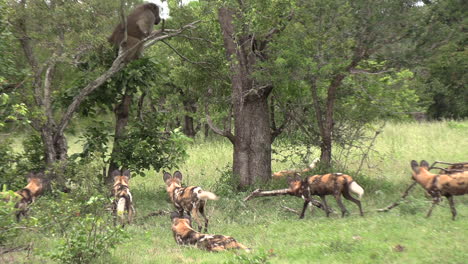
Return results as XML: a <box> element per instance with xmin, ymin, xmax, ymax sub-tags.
<box><xmin>3</xmin><ymin>121</ymin><xmax>468</xmax><ymax>263</ymax></box>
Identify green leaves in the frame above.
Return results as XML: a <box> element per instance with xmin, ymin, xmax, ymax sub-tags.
<box><xmin>35</xmin><ymin>193</ymin><xmax>128</xmax><ymax>264</ymax></box>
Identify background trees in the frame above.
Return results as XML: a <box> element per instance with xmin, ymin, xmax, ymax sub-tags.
<box><xmin>0</xmin><ymin>0</ymin><xmax>465</xmax><ymax>189</ymax></box>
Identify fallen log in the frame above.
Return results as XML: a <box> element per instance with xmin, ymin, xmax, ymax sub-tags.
<box><xmin>243</xmin><ymin>188</ymin><xmax>290</xmax><ymax>202</ymax></box>
<box><xmin>243</xmin><ymin>188</ymin><xmax>331</xmax><ymax>213</ymax></box>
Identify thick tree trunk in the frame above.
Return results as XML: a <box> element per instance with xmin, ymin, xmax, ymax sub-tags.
<box><xmin>218</xmin><ymin>7</ymin><xmax>272</xmax><ymax>188</ymax></box>
<box><xmin>233</xmin><ymin>96</ymin><xmax>272</xmax><ymax>186</ymax></box>
<box><xmin>107</xmin><ymin>89</ymin><xmax>133</xmax><ymax>183</ymax></box>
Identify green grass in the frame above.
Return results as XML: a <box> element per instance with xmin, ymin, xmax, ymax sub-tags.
<box><xmin>3</xmin><ymin>121</ymin><xmax>468</xmax><ymax>263</ymax></box>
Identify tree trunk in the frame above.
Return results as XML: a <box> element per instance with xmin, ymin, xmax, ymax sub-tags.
<box><xmin>182</xmin><ymin>100</ymin><xmax>197</xmax><ymax>138</ymax></box>
<box><xmin>233</xmin><ymin>96</ymin><xmax>272</xmax><ymax>186</ymax></box>
<box><xmin>218</xmin><ymin>7</ymin><xmax>273</xmax><ymax>188</ymax></box>
<box><xmin>107</xmin><ymin>89</ymin><xmax>133</xmax><ymax>183</ymax></box>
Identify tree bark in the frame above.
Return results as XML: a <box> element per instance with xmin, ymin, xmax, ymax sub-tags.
<box><xmin>217</xmin><ymin>7</ymin><xmax>273</xmax><ymax>187</ymax></box>
<box><xmin>310</xmin><ymin>50</ymin><xmax>365</xmax><ymax>167</ymax></box>
<box><xmin>182</xmin><ymin>101</ymin><xmax>197</xmax><ymax>138</ymax></box>
<box><xmin>107</xmin><ymin>88</ymin><xmax>133</xmax><ymax>183</ymax></box>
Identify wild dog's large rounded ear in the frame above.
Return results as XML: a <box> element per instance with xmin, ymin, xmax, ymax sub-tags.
<box><xmin>163</xmin><ymin>171</ymin><xmax>172</xmax><ymax>183</ymax></box>
<box><xmin>122</xmin><ymin>169</ymin><xmax>131</xmax><ymax>179</ymax></box>
<box><xmin>410</xmin><ymin>160</ymin><xmax>419</xmax><ymax>172</ymax></box>
<box><xmin>170</xmin><ymin>211</ymin><xmax>180</xmax><ymax>221</ymax></box>
<box><xmin>26</xmin><ymin>172</ymin><xmax>35</xmax><ymax>182</ymax></box>
<box><xmin>294</xmin><ymin>173</ymin><xmax>302</xmax><ymax>181</ymax></box>
<box><xmin>111</xmin><ymin>170</ymin><xmax>121</xmax><ymax>182</ymax></box>
<box><xmin>420</xmin><ymin>160</ymin><xmax>429</xmax><ymax>169</ymax></box>
<box><xmin>184</xmin><ymin>213</ymin><xmax>192</xmax><ymax>223</ymax></box>
<box><xmin>287</xmin><ymin>175</ymin><xmax>293</xmax><ymax>184</ymax></box>
<box><xmin>173</xmin><ymin>171</ymin><xmax>183</xmax><ymax>181</ymax></box>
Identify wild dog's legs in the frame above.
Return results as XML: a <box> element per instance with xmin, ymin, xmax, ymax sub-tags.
<box><xmin>191</xmin><ymin>207</ymin><xmax>204</xmax><ymax>232</ymax></box>
<box><xmin>198</xmin><ymin>202</ymin><xmax>209</xmax><ymax>232</ymax></box>
<box><xmin>446</xmin><ymin>195</ymin><xmax>457</xmax><ymax>220</ymax></box>
<box><xmin>342</xmin><ymin>190</ymin><xmax>364</xmax><ymax>216</ymax></box>
<box><xmin>128</xmin><ymin>204</ymin><xmax>135</xmax><ymax>224</ymax></box>
<box><xmin>334</xmin><ymin>194</ymin><xmax>349</xmax><ymax>217</ymax></box>
<box><xmin>299</xmin><ymin>200</ymin><xmax>309</xmax><ymax>219</ymax></box>
<box><xmin>426</xmin><ymin>196</ymin><xmax>440</xmax><ymax>218</ymax></box>
<box><xmin>319</xmin><ymin>195</ymin><xmax>330</xmax><ymax>217</ymax></box>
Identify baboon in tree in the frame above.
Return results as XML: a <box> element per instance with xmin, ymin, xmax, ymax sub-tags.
<box><xmin>108</xmin><ymin>3</ymin><xmax>161</xmax><ymax>61</ymax></box>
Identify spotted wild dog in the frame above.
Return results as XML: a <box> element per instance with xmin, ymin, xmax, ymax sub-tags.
<box><xmin>0</xmin><ymin>172</ymin><xmax>47</xmax><ymax>221</ymax></box>
<box><xmin>272</xmin><ymin>158</ymin><xmax>320</xmax><ymax>179</ymax></box>
<box><xmin>410</xmin><ymin>160</ymin><xmax>468</xmax><ymax>220</ymax></box>
<box><xmin>287</xmin><ymin>172</ymin><xmax>364</xmax><ymax>218</ymax></box>
<box><xmin>163</xmin><ymin>171</ymin><xmax>218</xmax><ymax>232</ymax></box>
<box><xmin>170</xmin><ymin>212</ymin><xmax>250</xmax><ymax>252</ymax></box>
<box><xmin>111</xmin><ymin>169</ymin><xmax>135</xmax><ymax>226</ymax></box>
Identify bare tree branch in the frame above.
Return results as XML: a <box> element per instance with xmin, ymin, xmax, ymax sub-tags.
<box><xmin>161</xmin><ymin>40</ymin><xmax>210</xmax><ymax>66</ymax></box>
<box><xmin>205</xmin><ymin>104</ymin><xmax>235</xmax><ymax>144</ymax></box>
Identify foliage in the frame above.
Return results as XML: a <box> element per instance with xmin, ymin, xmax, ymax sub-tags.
<box><xmin>70</xmin><ymin>120</ymin><xmax>111</xmax><ymax>165</ymax></box>
<box><xmin>0</xmin><ymin>134</ymin><xmax>46</xmax><ymax>190</ymax></box>
<box><xmin>405</xmin><ymin>0</ymin><xmax>467</xmax><ymax>119</ymax></box>
<box><xmin>0</xmin><ymin>139</ymin><xmax>26</xmax><ymax>190</ymax></box>
<box><xmin>0</xmin><ymin>191</ymin><xmax>38</xmax><ymax>246</ymax></box>
<box><xmin>19</xmin><ymin>133</ymin><xmax>45</xmax><ymax>172</ymax></box>
<box><xmin>34</xmin><ymin>192</ymin><xmax>127</xmax><ymax>264</ymax></box>
<box><xmin>115</xmin><ymin>112</ymin><xmax>192</xmax><ymax>176</ymax></box>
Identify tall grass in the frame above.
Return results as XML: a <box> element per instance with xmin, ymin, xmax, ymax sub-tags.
<box><xmin>4</xmin><ymin>121</ymin><xmax>468</xmax><ymax>263</ymax></box>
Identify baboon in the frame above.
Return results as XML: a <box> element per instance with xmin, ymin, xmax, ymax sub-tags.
<box><xmin>108</xmin><ymin>3</ymin><xmax>161</xmax><ymax>61</ymax></box>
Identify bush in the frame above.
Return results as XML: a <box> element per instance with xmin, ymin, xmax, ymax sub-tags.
<box><xmin>0</xmin><ymin>191</ymin><xmax>37</xmax><ymax>246</ymax></box>
<box><xmin>34</xmin><ymin>192</ymin><xmax>127</xmax><ymax>264</ymax></box>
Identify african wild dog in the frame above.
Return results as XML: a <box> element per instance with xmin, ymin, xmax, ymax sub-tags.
<box><xmin>287</xmin><ymin>172</ymin><xmax>364</xmax><ymax>218</ymax></box>
<box><xmin>170</xmin><ymin>212</ymin><xmax>250</xmax><ymax>252</ymax></box>
<box><xmin>163</xmin><ymin>171</ymin><xmax>218</xmax><ymax>232</ymax></box>
<box><xmin>1</xmin><ymin>172</ymin><xmax>47</xmax><ymax>221</ymax></box>
<box><xmin>411</xmin><ymin>160</ymin><xmax>468</xmax><ymax>220</ymax></box>
<box><xmin>111</xmin><ymin>169</ymin><xmax>135</xmax><ymax>226</ymax></box>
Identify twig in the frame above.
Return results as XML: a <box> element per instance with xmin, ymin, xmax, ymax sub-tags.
<box><xmin>243</xmin><ymin>188</ymin><xmax>290</xmax><ymax>202</ymax></box>
<box><xmin>0</xmin><ymin>245</ymin><xmax>30</xmax><ymax>255</ymax></box>
<box><xmin>376</xmin><ymin>182</ymin><xmax>417</xmax><ymax>212</ymax></box>
<box><xmin>161</xmin><ymin>40</ymin><xmax>210</xmax><ymax>66</ymax></box>
<box><xmin>281</xmin><ymin>205</ymin><xmax>300</xmax><ymax>215</ymax></box>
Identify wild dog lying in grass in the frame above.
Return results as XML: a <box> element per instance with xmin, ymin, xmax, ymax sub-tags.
<box><xmin>410</xmin><ymin>160</ymin><xmax>468</xmax><ymax>220</ymax></box>
<box><xmin>287</xmin><ymin>172</ymin><xmax>364</xmax><ymax>218</ymax></box>
<box><xmin>1</xmin><ymin>172</ymin><xmax>46</xmax><ymax>221</ymax></box>
<box><xmin>163</xmin><ymin>171</ymin><xmax>218</xmax><ymax>232</ymax></box>
<box><xmin>170</xmin><ymin>212</ymin><xmax>250</xmax><ymax>252</ymax></box>
<box><xmin>111</xmin><ymin>169</ymin><xmax>135</xmax><ymax>226</ymax></box>
<box><xmin>272</xmin><ymin>158</ymin><xmax>320</xmax><ymax>179</ymax></box>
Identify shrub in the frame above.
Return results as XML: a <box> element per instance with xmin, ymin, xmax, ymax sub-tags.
<box><xmin>34</xmin><ymin>192</ymin><xmax>127</xmax><ymax>264</ymax></box>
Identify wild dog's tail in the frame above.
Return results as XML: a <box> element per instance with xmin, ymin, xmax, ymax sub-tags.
<box><xmin>308</xmin><ymin>157</ymin><xmax>320</xmax><ymax>169</ymax></box>
<box><xmin>117</xmin><ymin>197</ymin><xmax>126</xmax><ymax>222</ymax></box>
<box><xmin>197</xmin><ymin>190</ymin><xmax>218</xmax><ymax>201</ymax></box>
<box><xmin>348</xmin><ymin>181</ymin><xmax>364</xmax><ymax>199</ymax></box>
